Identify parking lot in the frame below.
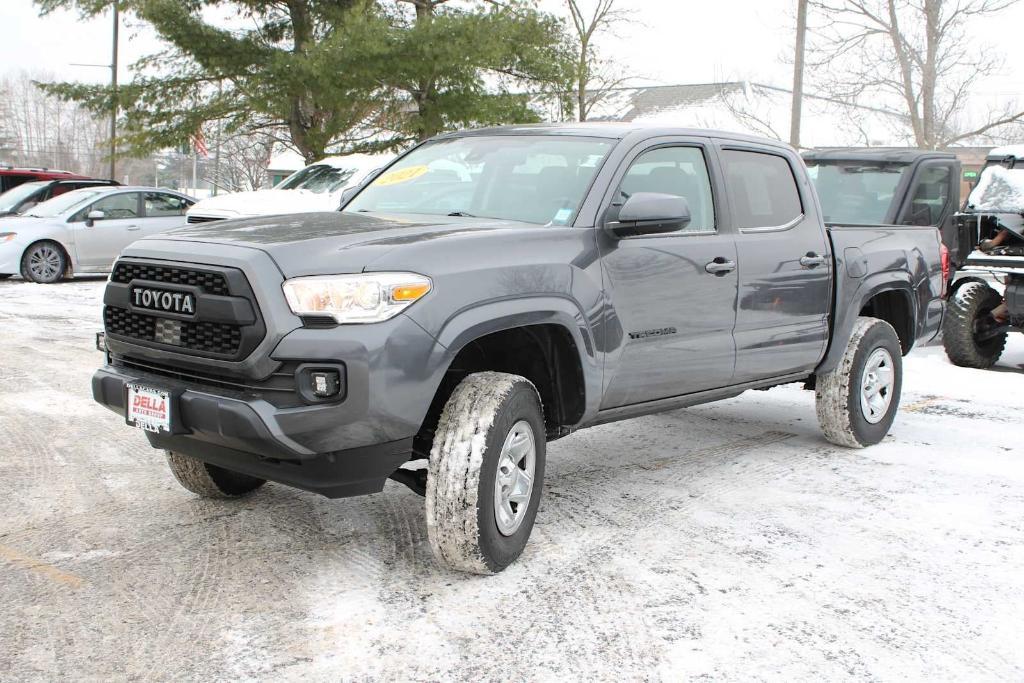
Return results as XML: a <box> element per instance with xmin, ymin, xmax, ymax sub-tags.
<box><xmin>1</xmin><ymin>276</ymin><xmax>1022</xmax><ymax>681</ymax></box>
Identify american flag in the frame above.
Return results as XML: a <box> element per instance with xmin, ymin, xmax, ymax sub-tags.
<box><xmin>191</xmin><ymin>131</ymin><xmax>209</xmax><ymax>158</ymax></box>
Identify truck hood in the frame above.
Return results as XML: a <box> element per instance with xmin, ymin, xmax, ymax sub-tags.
<box><xmin>186</xmin><ymin>189</ymin><xmax>340</xmax><ymax>219</ymax></box>
<box><xmin>137</xmin><ymin>211</ymin><xmax>538</xmax><ymax>277</ymax></box>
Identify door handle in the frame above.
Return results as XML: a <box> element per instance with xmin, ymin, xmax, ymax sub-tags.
<box><xmin>704</xmin><ymin>257</ymin><xmax>736</xmax><ymax>275</ymax></box>
<box><xmin>126</xmin><ymin>225</ymin><xmax>140</xmax><ymax>231</ymax></box>
<box><xmin>799</xmin><ymin>253</ymin><xmax>827</xmax><ymax>268</ymax></box>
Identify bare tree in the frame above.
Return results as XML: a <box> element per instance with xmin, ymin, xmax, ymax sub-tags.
<box><xmin>206</xmin><ymin>130</ymin><xmax>277</xmax><ymax>192</ymax></box>
<box><xmin>807</xmin><ymin>0</ymin><xmax>1024</xmax><ymax>149</ymax></box>
<box><xmin>0</xmin><ymin>71</ymin><xmax>108</xmax><ymax>176</ymax></box>
<box><xmin>565</xmin><ymin>0</ymin><xmax>634</xmax><ymax>121</ymax></box>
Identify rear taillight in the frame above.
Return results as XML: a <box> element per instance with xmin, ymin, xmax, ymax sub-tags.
<box><xmin>940</xmin><ymin>241</ymin><xmax>950</xmax><ymax>298</ymax></box>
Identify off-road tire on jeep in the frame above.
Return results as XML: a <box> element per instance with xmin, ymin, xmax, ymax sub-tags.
<box><xmin>20</xmin><ymin>240</ymin><xmax>67</xmax><ymax>284</ymax></box>
<box><xmin>816</xmin><ymin>317</ymin><xmax>903</xmax><ymax>448</ymax></box>
<box><xmin>425</xmin><ymin>372</ymin><xmax>546</xmax><ymax>574</ymax></box>
<box><xmin>165</xmin><ymin>451</ymin><xmax>266</xmax><ymax>498</ymax></box>
<box><xmin>942</xmin><ymin>281</ymin><xmax>1007</xmax><ymax>369</ymax></box>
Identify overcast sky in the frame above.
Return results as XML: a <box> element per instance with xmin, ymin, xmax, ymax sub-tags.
<box><xmin>2</xmin><ymin>0</ymin><xmax>1022</xmax><ymax>102</ymax></box>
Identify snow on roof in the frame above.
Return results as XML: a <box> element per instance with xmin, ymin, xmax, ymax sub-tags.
<box><xmin>579</xmin><ymin>82</ymin><xmax>910</xmax><ymax>149</ymax></box>
<box><xmin>967</xmin><ymin>164</ymin><xmax>1024</xmax><ymax>218</ymax></box>
<box><xmin>987</xmin><ymin>144</ymin><xmax>1024</xmax><ymax>159</ymax></box>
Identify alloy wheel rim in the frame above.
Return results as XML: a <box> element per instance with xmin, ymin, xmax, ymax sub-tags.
<box><xmin>28</xmin><ymin>246</ymin><xmax>61</xmax><ymax>281</ymax></box>
<box><xmin>860</xmin><ymin>347</ymin><xmax>895</xmax><ymax>424</ymax></box>
<box><xmin>493</xmin><ymin>420</ymin><xmax>536</xmax><ymax>536</ymax></box>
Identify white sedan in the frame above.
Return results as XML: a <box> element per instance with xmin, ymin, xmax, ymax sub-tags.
<box><xmin>0</xmin><ymin>186</ymin><xmax>195</xmax><ymax>283</ymax></box>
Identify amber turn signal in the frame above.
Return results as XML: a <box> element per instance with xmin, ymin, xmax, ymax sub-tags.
<box><xmin>390</xmin><ymin>283</ymin><xmax>431</xmax><ymax>302</ymax></box>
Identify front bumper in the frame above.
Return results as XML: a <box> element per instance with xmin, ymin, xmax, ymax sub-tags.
<box><xmin>92</xmin><ymin>364</ymin><xmax>414</xmax><ymax>498</ymax></box>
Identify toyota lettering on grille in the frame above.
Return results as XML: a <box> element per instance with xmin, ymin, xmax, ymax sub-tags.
<box><xmin>130</xmin><ymin>286</ymin><xmax>197</xmax><ymax>316</ymax></box>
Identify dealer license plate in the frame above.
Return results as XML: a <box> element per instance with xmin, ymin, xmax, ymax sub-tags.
<box><xmin>126</xmin><ymin>384</ymin><xmax>171</xmax><ymax>433</ymax></box>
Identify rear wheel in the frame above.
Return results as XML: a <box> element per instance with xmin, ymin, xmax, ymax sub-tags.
<box><xmin>426</xmin><ymin>372</ymin><xmax>546</xmax><ymax>574</ymax></box>
<box><xmin>943</xmin><ymin>281</ymin><xmax>1006</xmax><ymax>369</ymax></box>
<box><xmin>165</xmin><ymin>451</ymin><xmax>266</xmax><ymax>498</ymax></box>
<box><xmin>20</xmin><ymin>240</ymin><xmax>67</xmax><ymax>283</ymax></box>
<box><xmin>816</xmin><ymin>317</ymin><xmax>903</xmax><ymax>448</ymax></box>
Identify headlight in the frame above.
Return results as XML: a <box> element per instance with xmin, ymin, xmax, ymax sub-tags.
<box><xmin>0</xmin><ymin>232</ymin><xmax>16</xmax><ymax>242</ymax></box>
<box><xmin>282</xmin><ymin>272</ymin><xmax>432</xmax><ymax>323</ymax></box>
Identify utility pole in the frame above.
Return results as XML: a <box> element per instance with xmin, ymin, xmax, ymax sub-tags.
<box><xmin>110</xmin><ymin>0</ymin><xmax>119</xmax><ymax>181</ymax></box>
<box><xmin>790</xmin><ymin>0</ymin><xmax>808</xmax><ymax>149</ymax></box>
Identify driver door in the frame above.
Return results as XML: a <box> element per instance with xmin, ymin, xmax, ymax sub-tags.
<box><xmin>598</xmin><ymin>139</ymin><xmax>739</xmax><ymax>408</ymax></box>
<box><xmin>71</xmin><ymin>192</ymin><xmax>143</xmax><ymax>270</ymax></box>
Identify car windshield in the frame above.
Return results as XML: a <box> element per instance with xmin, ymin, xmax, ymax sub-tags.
<box><xmin>967</xmin><ymin>164</ymin><xmax>1024</xmax><ymax>213</ymax></box>
<box><xmin>275</xmin><ymin>164</ymin><xmax>359</xmax><ymax>194</ymax></box>
<box><xmin>25</xmin><ymin>188</ymin><xmax>105</xmax><ymax>218</ymax></box>
<box><xmin>0</xmin><ymin>181</ymin><xmax>47</xmax><ymax>212</ymax></box>
<box><xmin>344</xmin><ymin>135</ymin><xmax>615</xmax><ymax>225</ymax></box>
<box><xmin>806</xmin><ymin>161</ymin><xmax>909</xmax><ymax>224</ymax></box>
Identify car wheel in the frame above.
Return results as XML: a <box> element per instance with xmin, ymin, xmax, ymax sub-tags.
<box><xmin>942</xmin><ymin>281</ymin><xmax>1006</xmax><ymax>369</ymax></box>
<box><xmin>165</xmin><ymin>451</ymin><xmax>266</xmax><ymax>498</ymax></box>
<box><xmin>20</xmin><ymin>240</ymin><xmax>67</xmax><ymax>283</ymax></box>
<box><xmin>816</xmin><ymin>317</ymin><xmax>903</xmax><ymax>448</ymax></box>
<box><xmin>426</xmin><ymin>372</ymin><xmax>546</xmax><ymax>574</ymax></box>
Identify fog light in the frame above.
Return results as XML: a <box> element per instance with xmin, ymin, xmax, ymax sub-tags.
<box><xmin>95</xmin><ymin>331</ymin><xmax>107</xmax><ymax>353</ymax></box>
<box><xmin>310</xmin><ymin>370</ymin><xmax>341</xmax><ymax>398</ymax></box>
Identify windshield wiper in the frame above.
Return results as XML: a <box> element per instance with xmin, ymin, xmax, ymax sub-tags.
<box><xmin>447</xmin><ymin>211</ymin><xmax>476</xmax><ymax>217</ymax></box>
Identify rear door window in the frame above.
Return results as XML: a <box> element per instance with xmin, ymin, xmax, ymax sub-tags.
<box><xmin>143</xmin><ymin>192</ymin><xmax>191</xmax><ymax>217</ymax></box>
<box><xmin>722</xmin><ymin>149</ymin><xmax>803</xmax><ymax>229</ymax></box>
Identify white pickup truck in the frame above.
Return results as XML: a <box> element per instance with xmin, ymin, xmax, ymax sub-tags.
<box><xmin>185</xmin><ymin>153</ymin><xmax>391</xmax><ymax>224</ymax></box>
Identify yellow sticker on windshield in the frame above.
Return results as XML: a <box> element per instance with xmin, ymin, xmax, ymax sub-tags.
<box><xmin>374</xmin><ymin>165</ymin><xmax>428</xmax><ymax>186</ymax></box>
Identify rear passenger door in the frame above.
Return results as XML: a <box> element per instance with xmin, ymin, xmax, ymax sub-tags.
<box><xmin>599</xmin><ymin>139</ymin><xmax>739</xmax><ymax>407</ymax></box>
<box><xmin>723</xmin><ymin>146</ymin><xmax>832</xmax><ymax>383</ymax></box>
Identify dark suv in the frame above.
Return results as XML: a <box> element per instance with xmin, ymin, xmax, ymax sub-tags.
<box><xmin>0</xmin><ymin>178</ymin><xmax>120</xmax><ymax>217</ymax></box>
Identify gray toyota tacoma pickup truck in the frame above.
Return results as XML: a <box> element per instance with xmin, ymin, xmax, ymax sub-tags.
<box><xmin>93</xmin><ymin>124</ymin><xmax>945</xmax><ymax>574</ymax></box>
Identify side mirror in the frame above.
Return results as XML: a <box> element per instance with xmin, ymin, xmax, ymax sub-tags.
<box><xmin>606</xmin><ymin>192</ymin><xmax>691</xmax><ymax>238</ymax></box>
<box><xmin>85</xmin><ymin>209</ymin><xmax>105</xmax><ymax>227</ymax></box>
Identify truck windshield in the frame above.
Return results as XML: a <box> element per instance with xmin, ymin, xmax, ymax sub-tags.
<box><xmin>344</xmin><ymin>135</ymin><xmax>615</xmax><ymax>225</ymax></box>
<box><xmin>806</xmin><ymin>161</ymin><xmax>909</xmax><ymax>224</ymax></box>
<box><xmin>275</xmin><ymin>164</ymin><xmax>358</xmax><ymax>194</ymax></box>
<box><xmin>0</xmin><ymin>181</ymin><xmax>47</xmax><ymax>212</ymax></box>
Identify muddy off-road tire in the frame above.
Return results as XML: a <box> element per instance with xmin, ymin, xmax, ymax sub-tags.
<box><xmin>165</xmin><ymin>451</ymin><xmax>266</xmax><ymax>498</ymax></box>
<box><xmin>943</xmin><ymin>282</ymin><xmax>1006</xmax><ymax>369</ymax></box>
<box><xmin>21</xmin><ymin>240</ymin><xmax>67</xmax><ymax>284</ymax></box>
<box><xmin>816</xmin><ymin>317</ymin><xmax>903</xmax><ymax>448</ymax></box>
<box><xmin>426</xmin><ymin>372</ymin><xmax>546</xmax><ymax>574</ymax></box>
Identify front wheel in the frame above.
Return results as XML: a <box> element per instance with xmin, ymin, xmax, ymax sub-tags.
<box><xmin>426</xmin><ymin>372</ymin><xmax>546</xmax><ymax>574</ymax></box>
<box><xmin>816</xmin><ymin>317</ymin><xmax>903</xmax><ymax>448</ymax></box>
<box><xmin>165</xmin><ymin>451</ymin><xmax>266</xmax><ymax>498</ymax></box>
<box><xmin>21</xmin><ymin>240</ymin><xmax>67</xmax><ymax>283</ymax></box>
<box><xmin>942</xmin><ymin>282</ymin><xmax>1006</xmax><ymax>369</ymax></box>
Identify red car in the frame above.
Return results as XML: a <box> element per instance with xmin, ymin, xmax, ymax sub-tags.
<box><xmin>0</xmin><ymin>166</ymin><xmax>92</xmax><ymax>193</ymax></box>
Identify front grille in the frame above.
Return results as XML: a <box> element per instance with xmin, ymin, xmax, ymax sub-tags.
<box><xmin>187</xmin><ymin>215</ymin><xmax>223</xmax><ymax>224</ymax></box>
<box><xmin>105</xmin><ymin>258</ymin><xmax>264</xmax><ymax>361</ymax></box>
<box><xmin>105</xmin><ymin>305</ymin><xmax>243</xmax><ymax>356</ymax></box>
<box><xmin>111</xmin><ymin>263</ymin><xmax>229</xmax><ymax>296</ymax></box>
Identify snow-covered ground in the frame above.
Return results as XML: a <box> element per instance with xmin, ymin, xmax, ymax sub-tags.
<box><xmin>1</xmin><ymin>277</ymin><xmax>1022</xmax><ymax>681</ymax></box>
